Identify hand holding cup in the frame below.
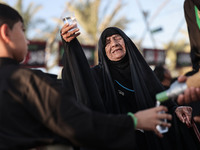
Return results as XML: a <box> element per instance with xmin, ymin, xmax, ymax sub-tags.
<box><xmin>60</xmin><ymin>12</ymin><xmax>80</xmax><ymax>42</ymax></box>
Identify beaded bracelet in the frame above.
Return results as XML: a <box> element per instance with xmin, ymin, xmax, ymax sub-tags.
<box><xmin>127</xmin><ymin>112</ymin><xmax>138</xmax><ymax>128</ymax></box>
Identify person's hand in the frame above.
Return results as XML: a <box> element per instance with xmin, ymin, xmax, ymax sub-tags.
<box><xmin>60</xmin><ymin>23</ymin><xmax>80</xmax><ymax>42</ymax></box>
<box><xmin>175</xmin><ymin>106</ymin><xmax>192</xmax><ymax>127</ymax></box>
<box><xmin>194</xmin><ymin>116</ymin><xmax>200</xmax><ymax>123</ymax></box>
<box><xmin>176</xmin><ymin>75</ymin><xmax>200</xmax><ymax>124</ymax></box>
<box><xmin>134</xmin><ymin>106</ymin><xmax>172</xmax><ymax>138</ymax></box>
<box><xmin>177</xmin><ymin>75</ymin><xmax>200</xmax><ymax>105</ymax></box>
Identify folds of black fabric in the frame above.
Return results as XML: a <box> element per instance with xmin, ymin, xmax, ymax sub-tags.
<box><xmin>166</xmin><ymin>110</ymin><xmax>200</xmax><ymax>150</ymax></box>
<box><xmin>61</xmin><ymin>35</ymin><xmax>200</xmax><ymax>149</ymax></box>
<box><xmin>184</xmin><ymin>0</ymin><xmax>200</xmax><ymax>70</ymax></box>
<box><xmin>61</xmin><ymin>38</ymin><xmax>106</xmax><ymax>113</ymax></box>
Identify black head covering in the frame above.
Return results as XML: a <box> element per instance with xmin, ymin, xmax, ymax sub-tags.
<box><xmin>98</xmin><ymin>27</ymin><xmax>165</xmax><ymax>111</ymax></box>
<box><xmin>101</xmin><ymin>28</ymin><xmax>120</xmax><ymax>49</ymax></box>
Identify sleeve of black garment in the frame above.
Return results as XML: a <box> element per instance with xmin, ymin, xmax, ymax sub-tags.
<box><xmin>191</xmin><ymin>0</ymin><xmax>200</xmax><ymax>9</ymax></box>
<box><xmin>10</xmin><ymin>68</ymin><xmax>136</xmax><ymax>150</ymax></box>
<box><xmin>61</xmin><ymin>40</ymin><xmax>75</xmax><ymax>91</ymax></box>
<box><xmin>61</xmin><ymin>38</ymin><xmax>106</xmax><ymax>112</ymax></box>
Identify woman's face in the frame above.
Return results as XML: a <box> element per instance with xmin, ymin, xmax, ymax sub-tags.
<box><xmin>105</xmin><ymin>34</ymin><xmax>126</xmax><ymax>61</ymax></box>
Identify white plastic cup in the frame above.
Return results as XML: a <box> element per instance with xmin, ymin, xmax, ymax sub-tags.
<box><xmin>62</xmin><ymin>12</ymin><xmax>77</xmax><ymax>31</ymax></box>
<box><xmin>155</xmin><ymin>101</ymin><xmax>168</xmax><ymax>134</ymax></box>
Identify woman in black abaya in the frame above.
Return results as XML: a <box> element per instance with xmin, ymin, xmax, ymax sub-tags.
<box><xmin>91</xmin><ymin>27</ymin><xmax>200</xmax><ymax>150</ymax></box>
<box><xmin>61</xmin><ymin>26</ymin><xmax>200</xmax><ymax>150</ymax></box>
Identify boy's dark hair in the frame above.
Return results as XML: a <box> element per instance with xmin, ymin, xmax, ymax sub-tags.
<box><xmin>0</xmin><ymin>3</ymin><xmax>23</xmax><ymax>29</ymax></box>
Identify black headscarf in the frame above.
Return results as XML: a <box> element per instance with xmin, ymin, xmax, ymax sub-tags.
<box><xmin>100</xmin><ymin>27</ymin><xmax>130</xmax><ymax>84</ymax></box>
<box><xmin>97</xmin><ymin>27</ymin><xmax>166</xmax><ymax>112</ymax></box>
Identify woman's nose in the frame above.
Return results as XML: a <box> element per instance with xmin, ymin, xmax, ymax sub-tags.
<box><xmin>110</xmin><ymin>38</ymin><xmax>118</xmax><ymax>47</ymax></box>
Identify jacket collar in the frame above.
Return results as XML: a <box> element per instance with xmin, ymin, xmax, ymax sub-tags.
<box><xmin>0</xmin><ymin>57</ymin><xmax>19</xmax><ymax>67</ymax></box>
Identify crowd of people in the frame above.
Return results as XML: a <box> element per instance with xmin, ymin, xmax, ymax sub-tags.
<box><xmin>0</xmin><ymin>1</ymin><xmax>200</xmax><ymax>149</ymax></box>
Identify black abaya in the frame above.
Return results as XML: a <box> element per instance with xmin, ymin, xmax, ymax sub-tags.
<box><xmin>61</xmin><ymin>27</ymin><xmax>200</xmax><ymax>150</ymax></box>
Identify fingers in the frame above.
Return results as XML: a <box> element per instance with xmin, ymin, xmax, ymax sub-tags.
<box><xmin>157</xmin><ymin>112</ymin><xmax>172</xmax><ymax>121</ymax></box>
<box><xmin>177</xmin><ymin>114</ymin><xmax>185</xmax><ymax>123</ymax></box>
<box><xmin>182</xmin><ymin>114</ymin><xmax>191</xmax><ymax>126</ymax></box>
<box><xmin>154</xmin><ymin>106</ymin><xmax>172</xmax><ymax>121</ymax></box>
<box><xmin>154</xmin><ymin>121</ymin><xmax>171</xmax><ymax>138</ymax></box>
<box><xmin>177</xmin><ymin>87</ymin><xmax>200</xmax><ymax>105</ymax></box>
<box><xmin>194</xmin><ymin>116</ymin><xmax>200</xmax><ymax>124</ymax></box>
<box><xmin>61</xmin><ymin>23</ymin><xmax>77</xmax><ymax>34</ymax></box>
<box><xmin>154</xmin><ymin>128</ymin><xmax>163</xmax><ymax>138</ymax></box>
<box><xmin>62</xmin><ymin>31</ymin><xmax>80</xmax><ymax>43</ymax></box>
<box><xmin>156</xmin><ymin>120</ymin><xmax>171</xmax><ymax>128</ymax></box>
<box><xmin>182</xmin><ymin>88</ymin><xmax>191</xmax><ymax>104</ymax></box>
<box><xmin>175</xmin><ymin>106</ymin><xmax>192</xmax><ymax>126</ymax></box>
<box><xmin>177</xmin><ymin>75</ymin><xmax>187</xmax><ymax>83</ymax></box>
<box><xmin>195</xmin><ymin>87</ymin><xmax>200</xmax><ymax>98</ymax></box>
<box><xmin>135</xmin><ymin>106</ymin><xmax>172</xmax><ymax>138</ymax></box>
<box><xmin>60</xmin><ymin>23</ymin><xmax>80</xmax><ymax>42</ymax></box>
<box><xmin>155</xmin><ymin>105</ymin><xmax>168</xmax><ymax>113</ymax></box>
<box><xmin>177</xmin><ymin>94</ymin><xmax>185</xmax><ymax>105</ymax></box>
<box><xmin>159</xmin><ymin>120</ymin><xmax>172</xmax><ymax>128</ymax></box>
<box><xmin>190</xmin><ymin>87</ymin><xmax>200</xmax><ymax>103</ymax></box>
<box><xmin>153</xmin><ymin>106</ymin><xmax>172</xmax><ymax>138</ymax></box>
<box><xmin>155</xmin><ymin>107</ymin><xmax>172</xmax><ymax>138</ymax></box>
<box><xmin>177</xmin><ymin>75</ymin><xmax>200</xmax><ymax>105</ymax></box>
<box><xmin>185</xmin><ymin>119</ymin><xmax>191</xmax><ymax>127</ymax></box>
<box><xmin>190</xmin><ymin>87</ymin><xmax>198</xmax><ymax>101</ymax></box>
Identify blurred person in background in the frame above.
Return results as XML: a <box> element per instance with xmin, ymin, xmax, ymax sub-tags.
<box><xmin>153</xmin><ymin>65</ymin><xmax>173</xmax><ymax>89</ymax></box>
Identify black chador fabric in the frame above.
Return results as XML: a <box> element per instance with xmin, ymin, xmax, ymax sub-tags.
<box><xmin>107</xmin><ymin>53</ymin><xmax>137</xmax><ymax>113</ymax></box>
<box><xmin>96</xmin><ymin>27</ymin><xmax>200</xmax><ymax>150</ymax></box>
<box><xmin>61</xmin><ymin>27</ymin><xmax>200</xmax><ymax>150</ymax></box>
<box><xmin>184</xmin><ymin>0</ymin><xmax>200</xmax><ymax>71</ymax></box>
<box><xmin>0</xmin><ymin>57</ymin><xmax>139</xmax><ymax>149</ymax></box>
<box><xmin>92</xmin><ymin>27</ymin><xmax>176</xmax><ymax>114</ymax></box>
<box><xmin>62</xmin><ymin>38</ymin><xmax>106</xmax><ymax>113</ymax></box>
<box><xmin>92</xmin><ymin>27</ymin><xmax>168</xmax><ymax>150</ymax></box>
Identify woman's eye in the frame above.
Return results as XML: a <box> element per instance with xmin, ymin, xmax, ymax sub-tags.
<box><xmin>115</xmin><ymin>37</ymin><xmax>121</xmax><ymax>40</ymax></box>
<box><xmin>106</xmin><ymin>41</ymin><xmax>110</xmax><ymax>45</ymax></box>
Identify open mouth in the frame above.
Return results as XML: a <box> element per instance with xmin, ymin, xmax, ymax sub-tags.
<box><xmin>112</xmin><ymin>48</ymin><xmax>121</xmax><ymax>53</ymax></box>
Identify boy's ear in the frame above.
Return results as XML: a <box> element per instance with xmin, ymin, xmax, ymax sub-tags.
<box><xmin>0</xmin><ymin>24</ymin><xmax>11</xmax><ymax>43</ymax></box>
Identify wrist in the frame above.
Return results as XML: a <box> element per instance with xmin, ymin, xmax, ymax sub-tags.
<box><xmin>127</xmin><ymin>112</ymin><xmax>138</xmax><ymax>128</ymax></box>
